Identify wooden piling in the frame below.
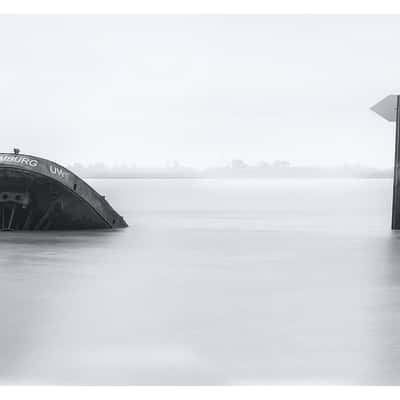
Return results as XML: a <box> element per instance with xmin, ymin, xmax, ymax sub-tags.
<box><xmin>371</xmin><ymin>94</ymin><xmax>400</xmax><ymax>230</ymax></box>
<box><xmin>393</xmin><ymin>96</ymin><xmax>400</xmax><ymax>229</ymax></box>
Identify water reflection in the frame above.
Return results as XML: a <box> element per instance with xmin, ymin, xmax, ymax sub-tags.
<box><xmin>0</xmin><ymin>230</ymin><xmax>123</xmax><ymax>382</ymax></box>
<box><xmin>370</xmin><ymin>232</ymin><xmax>400</xmax><ymax>384</ymax></box>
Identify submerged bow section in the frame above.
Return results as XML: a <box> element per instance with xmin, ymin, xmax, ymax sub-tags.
<box><xmin>0</xmin><ymin>153</ymin><xmax>128</xmax><ymax>231</ymax></box>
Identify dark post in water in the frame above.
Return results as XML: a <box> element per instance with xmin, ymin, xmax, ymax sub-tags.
<box><xmin>372</xmin><ymin>94</ymin><xmax>400</xmax><ymax>229</ymax></box>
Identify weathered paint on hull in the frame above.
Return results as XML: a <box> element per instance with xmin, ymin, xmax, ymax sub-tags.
<box><xmin>0</xmin><ymin>153</ymin><xmax>128</xmax><ymax>230</ymax></box>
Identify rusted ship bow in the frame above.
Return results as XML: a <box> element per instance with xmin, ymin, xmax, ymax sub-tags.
<box><xmin>0</xmin><ymin>151</ymin><xmax>127</xmax><ymax>231</ymax></box>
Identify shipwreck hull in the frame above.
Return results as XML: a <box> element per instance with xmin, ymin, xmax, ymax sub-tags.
<box><xmin>0</xmin><ymin>153</ymin><xmax>127</xmax><ymax>231</ymax></box>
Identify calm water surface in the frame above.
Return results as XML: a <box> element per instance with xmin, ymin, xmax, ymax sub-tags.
<box><xmin>1</xmin><ymin>178</ymin><xmax>400</xmax><ymax>384</ymax></box>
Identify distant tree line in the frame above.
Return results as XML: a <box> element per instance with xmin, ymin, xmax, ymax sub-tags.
<box><xmin>67</xmin><ymin>160</ymin><xmax>392</xmax><ymax>179</ymax></box>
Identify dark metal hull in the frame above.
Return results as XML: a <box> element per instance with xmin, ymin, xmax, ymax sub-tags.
<box><xmin>0</xmin><ymin>153</ymin><xmax>128</xmax><ymax>230</ymax></box>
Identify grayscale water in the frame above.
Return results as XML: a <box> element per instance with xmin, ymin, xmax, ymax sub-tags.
<box><xmin>1</xmin><ymin>178</ymin><xmax>400</xmax><ymax>385</ymax></box>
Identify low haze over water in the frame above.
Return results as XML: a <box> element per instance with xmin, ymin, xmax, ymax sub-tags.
<box><xmin>1</xmin><ymin>178</ymin><xmax>400</xmax><ymax>384</ymax></box>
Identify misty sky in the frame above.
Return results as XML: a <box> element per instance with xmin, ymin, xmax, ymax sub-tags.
<box><xmin>0</xmin><ymin>15</ymin><xmax>399</xmax><ymax>168</ymax></box>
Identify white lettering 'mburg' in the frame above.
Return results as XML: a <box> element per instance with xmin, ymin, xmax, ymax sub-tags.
<box><xmin>0</xmin><ymin>155</ymin><xmax>38</xmax><ymax>167</ymax></box>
